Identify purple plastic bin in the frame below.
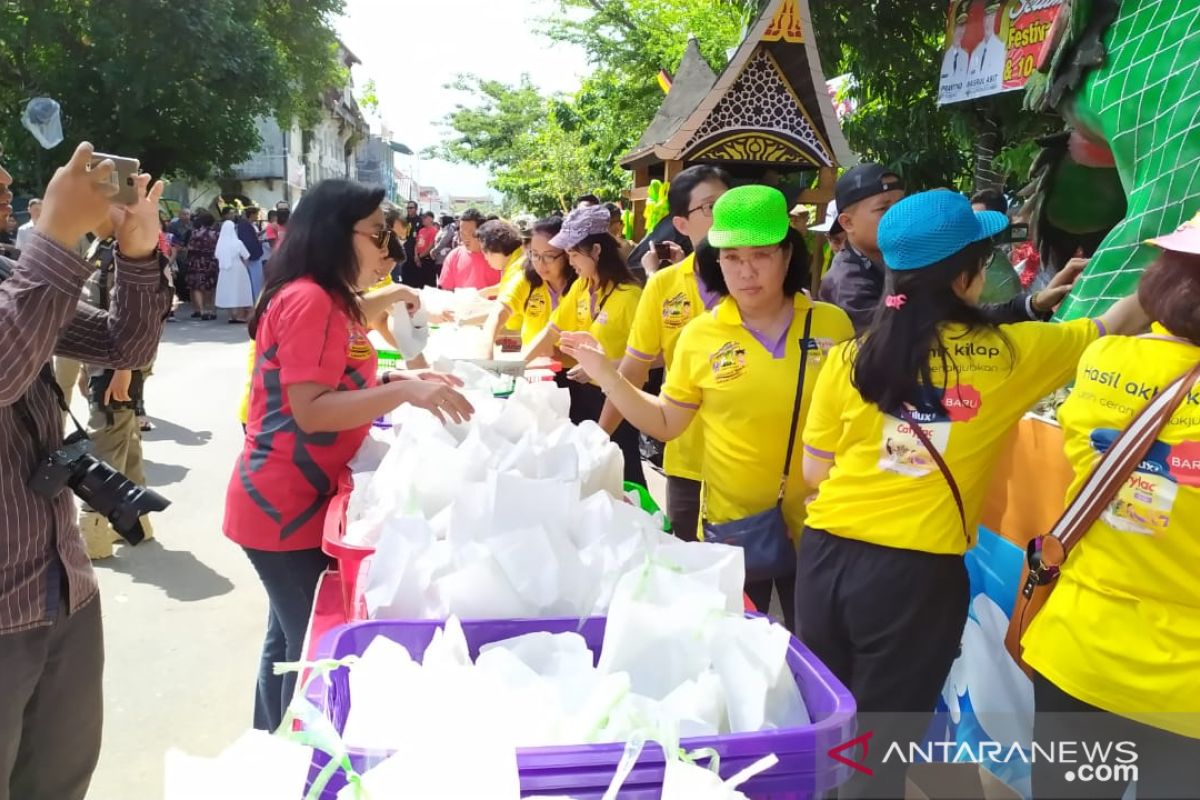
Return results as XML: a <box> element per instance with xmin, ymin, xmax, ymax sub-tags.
<box><xmin>305</xmin><ymin>615</ymin><xmax>856</xmax><ymax>799</ymax></box>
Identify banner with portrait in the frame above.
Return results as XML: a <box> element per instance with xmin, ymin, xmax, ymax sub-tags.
<box><xmin>938</xmin><ymin>0</ymin><xmax>1065</xmax><ymax>105</ymax></box>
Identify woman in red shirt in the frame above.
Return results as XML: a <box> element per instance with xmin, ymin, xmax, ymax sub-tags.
<box><xmin>223</xmin><ymin>179</ymin><xmax>474</xmax><ymax>732</ymax></box>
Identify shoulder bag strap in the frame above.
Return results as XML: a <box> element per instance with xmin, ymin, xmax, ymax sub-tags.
<box><xmin>899</xmin><ymin>406</ymin><xmax>968</xmax><ymax>541</ymax></box>
<box><xmin>777</xmin><ymin>309</ymin><xmax>814</xmax><ymax>504</ymax></box>
<box><xmin>1051</xmin><ymin>361</ymin><xmax>1200</xmax><ymax>556</ymax></box>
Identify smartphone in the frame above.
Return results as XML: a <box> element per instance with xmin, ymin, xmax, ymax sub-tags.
<box><xmin>652</xmin><ymin>241</ymin><xmax>671</xmax><ymax>260</ymax></box>
<box><xmin>89</xmin><ymin>153</ymin><xmax>140</xmax><ymax>205</ymax></box>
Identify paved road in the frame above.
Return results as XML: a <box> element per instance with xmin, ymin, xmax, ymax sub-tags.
<box><xmin>85</xmin><ymin>315</ymin><xmax>263</xmax><ymax>800</ymax></box>
<box><xmin>82</xmin><ymin>312</ymin><xmax>673</xmax><ymax>799</ymax></box>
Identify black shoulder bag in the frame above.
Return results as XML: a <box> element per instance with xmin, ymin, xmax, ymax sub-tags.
<box><xmin>703</xmin><ymin>310</ymin><xmax>813</xmax><ymax>581</ymax></box>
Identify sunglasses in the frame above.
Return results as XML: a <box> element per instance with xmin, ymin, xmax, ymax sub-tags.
<box><xmin>356</xmin><ymin>228</ymin><xmax>393</xmax><ymax>249</ymax></box>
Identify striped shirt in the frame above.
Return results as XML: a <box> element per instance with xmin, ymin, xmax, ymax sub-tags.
<box><xmin>0</xmin><ymin>233</ymin><xmax>171</xmax><ymax>633</ymax></box>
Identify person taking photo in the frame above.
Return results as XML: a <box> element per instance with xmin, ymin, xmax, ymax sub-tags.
<box><xmin>0</xmin><ymin>142</ymin><xmax>172</xmax><ymax>800</ymax></box>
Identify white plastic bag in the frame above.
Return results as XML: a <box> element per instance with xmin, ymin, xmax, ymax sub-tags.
<box><xmin>164</xmin><ymin>730</ymin><xmax>312</xmax><ymax>800</ymax></box>
<box><xmin>388</xmin><ymin>303</ymin><xmax>430</xmax><ymax>359</ymax></box>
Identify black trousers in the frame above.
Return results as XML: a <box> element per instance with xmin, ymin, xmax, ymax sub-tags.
<box><xmin>665</xmin><ymin>475</ymin><xmax>701</xmax><ymax>541</ymax></box>
<box><xmin>0</xmin><ymin>592</ymin><xmax>103</xmax><ymax>800</ymax></box>
<box><xmin>242</xmin><ymin>547</ymin><xmax>332</xmax><ymax>731</ymax></box>
<box><xmin>796</xmin><ymin>528</ymin><xmax>968</xmax><ymax>800</ymax></box>
<box><xmin>746</xmin><ymin>570</ymin><xmax>796</xmax><ymax>633</ymax></box>
<box><xmin>1033</xmin><ymin>673</ymin><xmax>1200</xmax><ymax>799</ymax></box>
<box><xmin>564</xmin><ymin>379</ymin><xmax>645</xmax><ymax>487</ymax></box>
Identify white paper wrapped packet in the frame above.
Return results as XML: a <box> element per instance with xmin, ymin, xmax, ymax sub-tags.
<box><xmin>163</xmin><ymin>730</ymin><xmax>312</xmax><ymax>800</ymax></box>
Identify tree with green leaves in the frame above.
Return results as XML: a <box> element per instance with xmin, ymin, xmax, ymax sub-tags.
<box><xmin>0</xmin><ymin>0</ymin><xmax>346</xmax><ymax>192</ymax></box>
<box><xmin>434</xmin><ymin>0</ymin><xmax>1059</xmax><ymax>212</ymax></box>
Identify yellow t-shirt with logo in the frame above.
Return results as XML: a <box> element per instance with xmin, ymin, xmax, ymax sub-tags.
<box><xmin>627</xmin><ymin>254</ymin><xmax>716</xmax><ymax>482</ymax></box>
<box><xmin>499</xmin><ymin>272</ymin><xmax>564</xmax><ymax>347</ymax></box>
<box><xmin>804</xmin><ymin>318</ymin><xmax>1102</xmax><ymax>555</ymax></box>
<box><xmin>549</xmin><ymin>279</ymin><xmax>642</xmax><ymax>360</ymax></box>
<box><xmin>1022</xmin><ymin>325</ymin><xmax>1200</xmax><ymax>738</ymax></box>
<box><xmin>663</xmin><ymin>293</ymin><xmax>854</xmax><ymax>536</ymax></box>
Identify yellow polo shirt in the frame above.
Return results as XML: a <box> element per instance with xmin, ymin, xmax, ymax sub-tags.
<box><xmin>662</xmin><ymin>293</ymin><xmax>853</xmax><ymax>535</ymax></box>
<box><xmin>498</xmin><ymin>273</ymin><xmax>565</xmax><ymax>347</ymax></box>
<box><xmin>549</xmin><ymin>279</ymin><xmax>642</xmax><ymax>360</ymax></box>
<box><xmin>626</xmin><ymin>255</ymin><xmax>718</xmax><ymax>482</ymax></box>
<box><xmin>1022</xmin><ymin>325</ymin><xmax>1200</xmax><ymax>738</ymax></box>
<box><xmin>803</xmin><ymin>318</ymin><xmax>1103</xmax><ymax>555</ymax></box>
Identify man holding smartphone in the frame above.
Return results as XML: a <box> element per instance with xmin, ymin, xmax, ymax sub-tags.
<box><xmin>0</xmin><ymin>142</ymin><xmax>172</xmax><ymax>800</ymax></box>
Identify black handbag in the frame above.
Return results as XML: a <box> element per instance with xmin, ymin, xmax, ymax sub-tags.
<box><xmin>703</xmin><ymin>310</ymin><xmax>813</xmax><ymax>581</ymax></box>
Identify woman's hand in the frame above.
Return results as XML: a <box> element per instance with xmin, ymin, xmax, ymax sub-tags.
<box><xmin>566</xmin><ymin>364</ymin><xmax>590</xmax><ymax>384</ymax></box>
<box><xmin>110</xmin><ymin>173</ymin><xmax>167</xmax><ymax>260</ymax></box>
<box><xmin>391</xmin><ymin>285</ymin><xmax>421</xmax><ymax>313</ymax></box>
<box><xmin>396</xmin><ymin>379</ymin><xmax>475</xmax><ymax>425</ymax></box>
<box><xmin>559</xmin><ymin>331</ymin><xmax>618</xmax><ymax>389</ymax></box>
<box><xmin>1031</xmin><ymin>258</ymin><xmax>1087</xmax><ymax>314</ymax></box>
<box><xmin>390</xmin><ymin>369</ymin><xmax>464</xmax><ymax>388</ymax></box>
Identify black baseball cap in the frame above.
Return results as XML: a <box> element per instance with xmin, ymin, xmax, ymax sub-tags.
<box><xmin>831</xmin><ymin>164</ymin><xmax>905</xmax><ymax>234</ymax></box>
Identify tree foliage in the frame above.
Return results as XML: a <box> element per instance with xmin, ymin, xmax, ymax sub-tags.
<box><xmin>434</xmin><ymin>0</ymin><xmax>1061</xmax><ymax>211</ymax></box>
<box><xmin>0</xmin><ymin>0</ymin><xmax>345</xmax><ymax>192</ymax></box>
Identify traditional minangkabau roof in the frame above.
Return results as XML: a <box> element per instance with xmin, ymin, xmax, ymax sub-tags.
<box><xmin>621</xmin><ymin>0</ymin><xmax>852</xmax><ymax>170</ymax></box>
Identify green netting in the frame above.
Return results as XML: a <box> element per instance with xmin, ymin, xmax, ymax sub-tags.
<box><xmin>1056</xmin><ymin>0</ymin><xmax>1200</xmax><ymax>321</ymax></box>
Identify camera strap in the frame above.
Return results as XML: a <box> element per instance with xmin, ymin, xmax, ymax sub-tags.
<box><xmin>13</xmin><ymin>364</ymin><xmax>91</xmax><ymax>452</ymax></box>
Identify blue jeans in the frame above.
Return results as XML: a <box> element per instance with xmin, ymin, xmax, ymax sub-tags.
<box><xmin>241</xmin><ymin>547</ymin><xmax>330</xmax><ymax>731</ymax></box>
<box><xmin>247</xmin><ymin>258</ymin><xmax>264</xmax><ymax>300</ymax></box>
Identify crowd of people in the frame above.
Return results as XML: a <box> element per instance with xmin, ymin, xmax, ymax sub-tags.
<box><xmin>1</xmin><ymin>133</ymin><xmax>1197</xmax><ymax>800</ymax></box>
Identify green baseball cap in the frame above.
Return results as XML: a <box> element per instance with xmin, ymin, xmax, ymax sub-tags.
<box><xmin>706</xmin><ymin>185</ymin><xmax>790</xmax><ymax>248</ymax></box>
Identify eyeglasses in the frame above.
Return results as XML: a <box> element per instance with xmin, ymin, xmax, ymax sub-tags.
<box><xmin>718</xmin><ymin>246</ymin><xmax>783</xmax><ymax>272</ymax></box>
<box><xmin>355</xmin><ymin>228</ymin><xmax>393</xmax><ymax>249</ymax></box>
<box><xmin>687</xmin><ymin>200</ymin><xmax>717</xmax><ymax>218</ymax></box>
<box><xmin>529</xmin><ymin>250</ymin><xmax>565</xmax><ymax>264</ymax></box>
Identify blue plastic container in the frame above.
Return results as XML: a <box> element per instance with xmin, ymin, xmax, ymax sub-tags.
<box><xmin>305</xmin><ymin>615</ymin><xmax>856</xmax><ymax>799</ymax></box>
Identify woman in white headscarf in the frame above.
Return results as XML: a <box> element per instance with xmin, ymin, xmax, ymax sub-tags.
<box><xmin>215</xmin><ymin>219</ymin><xmax>252</xmax><ymax>323</ymax></box>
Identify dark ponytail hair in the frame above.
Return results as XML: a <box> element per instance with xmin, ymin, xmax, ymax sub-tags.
<box><xmin>573</xmin><ymin>232</ymin><xmax>641</xmax><ymax>287</ymax></box>
<box><xmin>250</xmin><ymin>180</ymin><xmax>385</xmax><ymax>338</ymax></box>
<box><xmin>852</xmin><ymin>239</ymin><xmax>1006</xmax><ymax>413</ymax></box>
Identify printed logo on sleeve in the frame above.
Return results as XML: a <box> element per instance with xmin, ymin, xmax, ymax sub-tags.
<box><xmin>709</xmin><ymin>341</ymin><xmax>747</xmax><ymax>383</ymax></box>
<box><xmin>347</xmin><ymin>329</ymin><xmax>373</xmax><ymax>361</ymax></box>
<box><xmin>1091</xmin><ymin>430</ymin><xmax>1179</xmax><ymax>535</ymax></box>
<box><xmin>661</xmin><ymin>292</ymin><xmax>694</xmax><ymax>329</ymax></box>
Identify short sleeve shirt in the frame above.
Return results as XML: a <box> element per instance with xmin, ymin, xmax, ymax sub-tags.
<box><xmin>439</xmin><ymin>247</ymin><xmax>501</xmax><ymax>291</ymax></box>
<box><xmin>803</xmin><ymin>317</ymin><xmax>1103</xmax><ymax>554</ymax></box>
<box><xmin>626</xmin><ymin>254</ymin><xmax>717</xmax><ymax>481</ymax></box>
<box><xmin>224</xmin><ymin>277</ymin><xmax>377</xmax><ymax>551</ymax></box>
<box><xmin>499</xmin><ymin>272</ymin><xmax>563</xmax><ymax>347</ymax></box>
<box><xmin>550</xmin><ymin>279</ymin><xmax>642</xmax><ymax>360</ymax></box>
<box><xmin>662</xmin><ymin>293</ymin><xmax>854</xmax><ymax>535</ymax></box>
<box><xmin>1022</xmin><ymin>325</ymin><xmax>1200</xmax><ymax>736</ymax></box>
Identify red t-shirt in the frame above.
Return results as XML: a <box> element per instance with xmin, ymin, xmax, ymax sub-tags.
<box><xmin>416</xmin><ymin>225</ymin><xmax>437</xmax><ymax>257</ymax></box>
<box><xmin>439</xmin><ymin>246</ymin><xmax>501</xmax><ymax>290</ymax></box>
<box><xmin>224</xmin><ymin>277</ymin><xmax>377</xmax><ymax>552</ymax></box>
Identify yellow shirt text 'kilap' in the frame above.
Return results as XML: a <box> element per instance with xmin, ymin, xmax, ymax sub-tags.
<box><xmin>803</xmin><ymin>318</ymin><xmax>1101</xmax><ymax>555</ymax></box>
<box><xmin>662</xmin><ymin>293</ymin><xmax>853</xmax><ymax>536</ymax></box>
<box><xmin>1022</xmin><ymin>325</ymin><xmax>1200</xmax><ymax>738</ymax></box>
<box><xmin>626</xmin><ymin>254</ymin><xmax>717</xmax><ymax>482</ymax></box>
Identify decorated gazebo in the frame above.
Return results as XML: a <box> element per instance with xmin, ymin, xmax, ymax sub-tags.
<box><xmin>621</xmin><ymin>0</ymin><xmax>853</xmax><ymax>246</ymax></box>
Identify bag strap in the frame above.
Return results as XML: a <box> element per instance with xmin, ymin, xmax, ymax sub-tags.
<box><xmin>899</xmin><ymin>406</ymin><xmax>968</xmax><ymax>541</ymax></box>
<box><xmin>777</xmin><ymin>309</ymin><xmax>814</xmax><ymax>504</ymax></box>
<box><xmin>14</xmin><ymin>363</ymin><xmax>90</xmax><ymax>449</ymax></box>
<box><xmin>1051</xmin><ymin>361</ymin><xmax>1200</xmax><ymax>556</ymax></box>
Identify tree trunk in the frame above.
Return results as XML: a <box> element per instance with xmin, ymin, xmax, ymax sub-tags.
<box><xmin>974</xmin><ymin>108</ymin><xmax>1004</xmax><ymax>192</ymax></box>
